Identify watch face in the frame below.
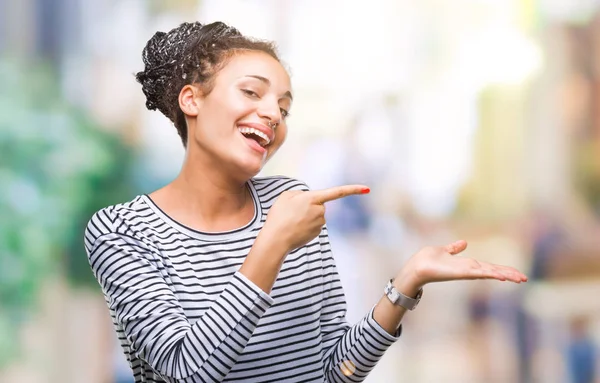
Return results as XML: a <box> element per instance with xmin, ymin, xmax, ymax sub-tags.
<box><xmin>384</xmin><ymin>283</ymin><xmax>393</xmax><ymax>296</ymax></box>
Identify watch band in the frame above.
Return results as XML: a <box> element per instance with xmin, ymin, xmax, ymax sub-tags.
<box><xmin>384</xmin><ymin>279</ymin><xmax>423</xmax><ymax>311</ymax></box>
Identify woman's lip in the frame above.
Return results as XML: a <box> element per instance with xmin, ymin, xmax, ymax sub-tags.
<box><xmin>237</xmin><ymin>122</ymin><xmax>275</xmax><ymax>143</ymax></box>
<box><xmin>239</xmin><ymin>131</ymin><xmax>267</xmax><ymax>154</ymax></box>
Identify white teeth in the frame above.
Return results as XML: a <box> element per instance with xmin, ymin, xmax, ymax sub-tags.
<box><xmin>238</xmin><ymin>127</ymin><xmax>271</xmax><ymax>146</ymax></box>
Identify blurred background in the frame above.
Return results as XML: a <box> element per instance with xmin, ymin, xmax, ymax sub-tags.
<box><xmin>1</xmin><ymin>0</ymin><xmax>600</xmax><ymax>382</ymax></box>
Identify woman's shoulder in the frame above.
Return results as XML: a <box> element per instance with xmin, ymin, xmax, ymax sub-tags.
<box><xmin>251</xmin><ymin>175</ymin><xmax>311</xmax><ymax>193</ymax></box>
<box><xmin>84</xmin><ymin>195</ymin><xmax>151</xmax><ymax>246</ymax></box>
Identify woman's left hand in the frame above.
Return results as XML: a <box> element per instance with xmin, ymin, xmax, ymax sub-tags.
<box><xmin>394</xmin><ymin>240</ymin><xmax>528</xmax><ymax>296</ymax></box>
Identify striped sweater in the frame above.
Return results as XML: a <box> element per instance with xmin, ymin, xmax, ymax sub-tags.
<box><xmin>84</xmin><ymin>176</ymin><xmax>400</xmax><ymax>382</ymax></box>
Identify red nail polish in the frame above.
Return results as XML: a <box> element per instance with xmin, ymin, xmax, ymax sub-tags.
<box><xmin>361</xmin><ymin>188</ymin><xmax>370</xmax><ymax>194</ymax></box>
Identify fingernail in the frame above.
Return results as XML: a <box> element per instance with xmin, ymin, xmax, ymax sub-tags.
<box><xmin>361</xmin><ymin>188</ymin><xmax>370</xmax><ymax>194</ymax></box>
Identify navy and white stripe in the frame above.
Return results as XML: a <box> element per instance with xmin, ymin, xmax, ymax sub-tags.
<box><xmin>84</xmin><ymin>176</ymin><xmax>400</xmax><ymax>382</ymax></box>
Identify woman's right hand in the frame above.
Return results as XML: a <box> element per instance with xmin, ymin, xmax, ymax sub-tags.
<box><xmin>242</xmin><ymin>184</ymin><xmax>369</xmax><ymax>293</ymax></box>
<box><xmin>262</xmin><ymin>184</ymin><xmax>370</xmax><ymax>252</ymax></box>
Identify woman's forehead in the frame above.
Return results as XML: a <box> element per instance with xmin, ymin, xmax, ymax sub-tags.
<box><xmin>220</xmin><ymin>52</ymin><xmax>291</xmax><ymax>88</ymax></box>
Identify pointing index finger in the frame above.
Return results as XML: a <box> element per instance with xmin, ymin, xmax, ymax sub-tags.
<box><xmin>309</xmin><ymin>185</ymin><xmax>370</xmax><ymax>204</ymax></box>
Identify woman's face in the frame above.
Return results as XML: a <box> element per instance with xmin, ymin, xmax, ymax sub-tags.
<box><xmin>186</xmin><ymin>51</ymin><xmax>292</xmax><ymax>179</ymax></box>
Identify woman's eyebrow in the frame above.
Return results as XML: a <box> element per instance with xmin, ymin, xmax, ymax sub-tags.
<box><xmin>243</xmin><ymin>75</ymin><xmax>293</xmax><ymax>100</ymax></box>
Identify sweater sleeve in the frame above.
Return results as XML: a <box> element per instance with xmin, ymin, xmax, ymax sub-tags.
<box><xmin>84</xmin><ymin>208</ymin><xmax>274</xmax><ymax>382</ymax></box>
<box><xmin>318</xmin><ymin>227</ymin><xmax>401</xmax><ymax>382</ymax></box>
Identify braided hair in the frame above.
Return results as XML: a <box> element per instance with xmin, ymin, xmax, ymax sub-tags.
<box><xmin>135</xmin><ymin>21</ymin><xmax>280</xmax><ymax>146</ymax></box>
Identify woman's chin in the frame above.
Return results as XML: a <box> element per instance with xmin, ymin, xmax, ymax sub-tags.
<box><xmin>234</xmin><ymin>157</ymin><xmax>265</xmax><ymax>179</ymax></box>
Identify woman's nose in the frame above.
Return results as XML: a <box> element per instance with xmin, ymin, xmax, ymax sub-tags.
<box><xmin>257</xmin><ymin>99</ymin><xmax>281</xmax><ymax>123</ymax></box>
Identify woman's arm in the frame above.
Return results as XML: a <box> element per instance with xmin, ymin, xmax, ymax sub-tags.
<box><xmin>85</xmin><ymin>209</ymin><xmax>277</xmax><ymax>383</ymax></box>
<box><xmin>238</xmin><ymin>227</ymin><xmax>289</xmax><ymax>294</ymax></box>
<box><xmin>317</xmin><ymin>235</ymin><xmax>528</xmax><ymax>382</ymax></box>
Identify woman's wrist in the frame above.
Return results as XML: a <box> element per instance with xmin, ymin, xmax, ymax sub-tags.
<box><xmin>393</xmin><ymin>266</ymin><xmax>423</xmax><ymax>298</ymax></box>
<box><xmin>239</xmin><ymin>230</ymin><xmax>289</xmax><ymax>294</ymax></box>
<box><xmin>256</xmin><ymin>225</ymin><xmax>290</xmax><ymax>256</ymax></box>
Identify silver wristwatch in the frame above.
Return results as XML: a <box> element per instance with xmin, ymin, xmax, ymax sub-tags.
<box><xmin>384</xmin><ymin>279</ymin><xmax>423</xmax><ymax>311</ymax></box>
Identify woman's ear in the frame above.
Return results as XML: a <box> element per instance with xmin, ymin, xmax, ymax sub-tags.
<box><xmin>179</xmin><ymin>85</ymin><xmax>201</xmax><ymax>117</ymax></box>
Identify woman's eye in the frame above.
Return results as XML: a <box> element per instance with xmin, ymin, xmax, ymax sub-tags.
<box><xmin>280</xmin><ymin>108</ymin><xmax>290</xmax><ymax>119</ymax></box>
<box><xmin>242</xmin><ymin>89</ymin><xmax>259</xmax><ymax>98</ymax></box>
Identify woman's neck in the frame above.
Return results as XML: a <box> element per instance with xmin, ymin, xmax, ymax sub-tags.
<box><xmin>149</xmin><ymin>161</ymin><xmax>255</xmax><ymax>233</ymax></box>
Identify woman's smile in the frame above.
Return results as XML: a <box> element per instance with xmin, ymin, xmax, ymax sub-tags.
<box><xmin>237</xmin><ymin>121</ymin><xmax>275</xmax><ymax>155</ymax></box>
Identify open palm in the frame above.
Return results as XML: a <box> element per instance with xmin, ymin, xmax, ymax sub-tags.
<box><xmin>402</xmin><ymin>240</ymin><xmax>528</xmax><ymax>290</ymax></box>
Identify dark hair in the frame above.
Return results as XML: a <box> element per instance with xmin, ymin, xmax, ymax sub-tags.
<box><xmin>135</xmin><ymin>21</ymin><xmax>280</xmax><ymax>146</ymax></box>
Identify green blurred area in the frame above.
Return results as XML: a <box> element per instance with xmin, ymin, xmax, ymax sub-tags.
<box><xmin>0</xmin><ymin>58</ymin><xmax>134</xmax><ymax>367</ymax></box>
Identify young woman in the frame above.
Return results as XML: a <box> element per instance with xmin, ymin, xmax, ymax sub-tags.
<box><xmin>84</xmin><ymin>21</ymin><xmax>527</xmax><ymax>383</ymax></box>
